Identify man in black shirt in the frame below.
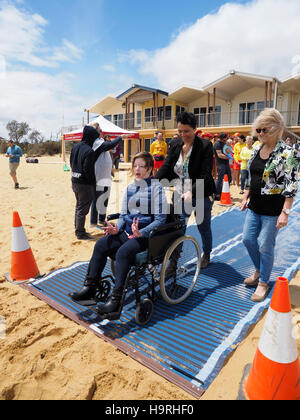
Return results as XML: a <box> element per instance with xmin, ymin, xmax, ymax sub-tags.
<box><xmin>214</xmin><ymin>132</ymin><xmax>232</xmax><ymax>200</ymax></box>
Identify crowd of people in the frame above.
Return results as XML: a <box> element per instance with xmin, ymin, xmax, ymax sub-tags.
<box><xmin>4</xmin><ymin>108</ymin><xmax>299</xmax><ymax>314</ymax></box>
<box><xmin>68</xmin><ymin>108</ymin><xmax>299</xmax><ymax>318</ymax></box>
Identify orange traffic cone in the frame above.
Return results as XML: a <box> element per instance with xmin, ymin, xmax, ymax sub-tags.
<box><xmin>5</xmin><ymin>212</ymin><xmax>40</xmax><ymax>283</ymax></box>
<box><xmin>219</xmin><ymin>174</ymin><xmax>232</xmax><ymax>206</ymax></box>
<box><xmin>243</xmin><ymin>277</ymin><xmax>300</xmax><ymax>400</ymax></box>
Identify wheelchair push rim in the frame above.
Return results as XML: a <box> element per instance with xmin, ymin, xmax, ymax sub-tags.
<box><xmin>160</xmin><ymin>235</ymin><xmax>201</xmax><ymax>305</ymax></box>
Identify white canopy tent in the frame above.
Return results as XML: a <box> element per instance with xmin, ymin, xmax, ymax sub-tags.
<box><xmin>62</xmin><ymin>115</ymin><xmax>139</xmax><ymax>162</ymax></box>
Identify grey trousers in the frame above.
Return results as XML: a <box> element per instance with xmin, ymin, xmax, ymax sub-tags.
<box><xmin>72</xmin><ymin>183</ymin><xmax>94</xmax><ymax>237</ymax></box>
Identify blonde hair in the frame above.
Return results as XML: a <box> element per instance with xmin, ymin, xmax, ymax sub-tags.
<box><xmin>252</xmin><ymin>108</ymin><xmax>285</xmax><ymax>139</ymax></box>
<box><xmin>90</xmin><ymin>121</ymin><xmax>101</xmax><ymax>131</ymax></box>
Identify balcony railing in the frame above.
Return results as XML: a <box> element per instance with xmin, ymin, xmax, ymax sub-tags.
<box><xmin>62</xmin><ymin>110</ymin><xmax>300</xmax><ymax>135</ymax></box>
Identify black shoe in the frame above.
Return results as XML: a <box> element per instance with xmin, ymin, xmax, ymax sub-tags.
<box><xmin>15</xmin><ymin>183</ymin><xmax>19</xmax><ymax>189</ymax></box>
<box><xmin>97</xmin><ymin>287</ymin><xmax>123</xmax><ymax>315</ymax></box>
<box><xmin>76</xmin><ymin>233</ymin><xmax>93</xmax><ymax>240</ymax></box>
<box><xmin>200</xmin><ymin>253</ymin><xmax>211</xmax><ymax>269</ymax></box>
<box><xmin>69</xmin><ymin>278</ymin><xmax>97</xmax><ymax>302</ymax></box>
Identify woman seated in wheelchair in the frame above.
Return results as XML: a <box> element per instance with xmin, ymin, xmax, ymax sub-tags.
<box><xmin>70</xmin><ymin>152</ymin><xmax>167</xmax><ymax>317</ymax></box>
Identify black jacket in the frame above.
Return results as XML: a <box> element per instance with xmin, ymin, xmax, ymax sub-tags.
<box><xmin>70</xmin><ymin>126</ymin><xmax>121</xmax><ymax>185</ymax></box>
<box><xmin>155</xmin><ymin>136</ymin><xmax>216</xmax><ymax>197</ymax></box>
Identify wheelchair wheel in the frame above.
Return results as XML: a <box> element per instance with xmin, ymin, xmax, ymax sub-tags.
<box><xmin>135</xmin><ymin>298</ymin><xmax>153</xmax><ymax>326</ymax></box>
<box><xmin>95</xmin><ymin>280</ymin><xmax>111</xmax><ymax>302</ymax></box>
<box><xmin>160</xmin><ymin>235</ymin><xmax>201</xmax><ymax>305</ymax></box>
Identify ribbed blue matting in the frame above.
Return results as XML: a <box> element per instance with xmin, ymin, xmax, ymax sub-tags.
<box><xmin>23</xmin><ymin>194</ymin><xmax>300</xmax><ymax>398</ymax></box>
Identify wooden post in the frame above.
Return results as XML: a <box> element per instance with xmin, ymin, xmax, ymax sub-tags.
<box><xmin>124</xmin><ymin>138</ymin><xmax>129</xmax><ymax>163</ymax></box>
<box><xmin>61</xmin><ymin>136</ymin><xmax>65</xmax><ymax>162</ymax></box>
<box><xmin>206</xmin><ymin>92</ymin><xmax>210</xmax><ymax>126</ymax></box>
<box><xmin>125</xmin><ymin>98</ymin><xmax>128</xmax><ymax>129</ymax></box>
<box><xmin>153</xmin><ymin>93</ymin><xmax>156</xmax><ymax>127</ymax></box>
<box><xmin>132</xmin><ymin>103</ymin><xmax>135</xmax><ymax>129</ymax></box>
<box><xmin>156</xmin><ymin>92</ymin><xmax>159</xmax><ymax>128</ymax></box>
<box><xmin>213</xmin><ymin>88</ymin><xmax>216</xmax><ymax>126</ymax></box>
<box><xmin>269</xmin><ymin>81</ymin><xmax>273</xmax><ymax>108</ymax></box>
<box><xmin>265</xmin><ymin>81</ymin><xmax>268</xmax><ymax>108</ymax></box>
<box><xmin>274</xmin><ymin>80</ymin><xmax>279</xmax><ymax>109</ymax></box>
<box><xmin>127</xmin><ymin>102</ymin><xmax>131</xmax><ymax>130</ymax></box>
<box><xmin>162</xmin><ymin>98</ymin><xmax>166</xmax><ymax>130</ymax></box>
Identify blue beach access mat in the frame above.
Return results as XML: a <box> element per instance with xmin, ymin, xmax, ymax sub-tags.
<box><xmin>21</xmin><ymin>195</ymin><xmax>300</xmax><ymax>398</ymax></box>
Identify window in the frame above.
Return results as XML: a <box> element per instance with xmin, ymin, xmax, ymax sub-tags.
<box><xmin>113</xmin><ymin>114</ymin><xmax>124</xmax><ymax>128</ymax></box>
<box><xmin>129</xmin><ymin>112</ymin><xmax>134</xmax><ymax>129</ymax></box>
<box><xmin>194</xmin><ymin>106</ymin><xmax>221</xmax><ymax>126</ymax></box>
<box><xmin>136</xmin><ymin>110</ymin><xmax>142</xmax><ymax>126</ymax></box>
<box><xmin>157</xmin><ymin>106</ymin><xmax>172</xmax><ymax>121</ymax></box>
<box><xmin>104</xmin><ymin>115</ymin><xmax>112</xmax><ymax>122</ymax></box>
<box><xmin>144</xmin><ymin>139</ymin><xmax>151</xmax><ymax>152</ymax></box>
<box><xmin>165</xmin><ymin>106</ymin><xmax>172</xmax><ymax>120</ymax></box>
<box><xmin>239</xmin><ymin>103</ymin><xmax>255</xmax><ymax>124</ymax></box>
<box><xmin>176</xmin><ymin>106</ymin><xmax>185</xmax><ymax>116</ymax></box>
<box><xmin>239</xmin><ymin>101</ymin><xmax>273</xmax><ymax>125</ymax></box>
<box><xmin>145</xmin><ymin>108</ymin><xmax>153</xmax><ymax>123</ymax></box>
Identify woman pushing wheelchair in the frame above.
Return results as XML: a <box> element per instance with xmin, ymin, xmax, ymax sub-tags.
<box><xmin>70</xmin><ymin>152</ymin><xmax>167</xmax><ymax>318</ymax></box>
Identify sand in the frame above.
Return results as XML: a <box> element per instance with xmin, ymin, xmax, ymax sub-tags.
<box><xmin>0</xmin><ymin>154</ymin><xmax>299</xmax><ymax>400</ymax></box>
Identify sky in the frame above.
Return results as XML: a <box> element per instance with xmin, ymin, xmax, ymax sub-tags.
<box><xmin>0</xmin><ymin>0</ymin><xmax>300</xmax><ymax>140</ymax></box>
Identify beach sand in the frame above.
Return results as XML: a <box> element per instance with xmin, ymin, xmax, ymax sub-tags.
<box><xmin>0</xmin><ymin>155</ymin><xmax>299</xmax><ymax>400</ymax></box>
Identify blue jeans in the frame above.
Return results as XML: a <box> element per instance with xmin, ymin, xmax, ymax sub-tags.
<box><xmin>176</xmin><ymin>195</ymin><xmax>214</xmax><ymax>255</ymax></box>
<box><xmin>240</xmin><ymin>170</ymin><xmax>248</xmax><ymax>191</ymax></box>
<box><xmin>243</xmin><ymin>209</ymin><xmax>279</xmax><ymax>285</ymax></box>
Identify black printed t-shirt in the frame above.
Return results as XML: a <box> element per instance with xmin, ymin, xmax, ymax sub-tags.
<box><xmin>248</xmin><ymin>152</ymin><xmax>285</xmax><ymax>216</ymax></box>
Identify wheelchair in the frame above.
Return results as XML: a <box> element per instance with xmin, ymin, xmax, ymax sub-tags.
<box><xmin>93</xmin><ymin>212</ymin><xmax>202</xmax><ymax>326</ymax></box>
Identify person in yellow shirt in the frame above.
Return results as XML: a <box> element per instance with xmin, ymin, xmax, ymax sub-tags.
<box><xmin>252</xmin><ymin>135</ymin><xmax>261</xmax><ymax>149</ymax></box>
<box><xmin>240</xmin><ymin>136</ymin><xmax>254</xmax><ymax>194</ymax></box>
<box><xmin>150</xmin><ymin>132</ymin><xmax>168</xmax><ymax>175</ymax></box>
<box><xmin>233</xmin><ymin>134</ymin><xmax>246</xmax><ymax>187</ymax></box>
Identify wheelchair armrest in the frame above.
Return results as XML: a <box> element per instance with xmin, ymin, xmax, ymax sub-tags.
<box><xmin>107</xmin><ymin>213</ymin><xmax>121</xmax><ymax>221</ymax></box>
<box><xmin>149</xmin><ymin>220</ymin><xmax>184</xmax><ymax>238</ymax></box>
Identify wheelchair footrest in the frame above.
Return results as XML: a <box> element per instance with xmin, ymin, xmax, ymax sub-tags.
<box><xmin>90</xmin><ymin>306</ymin><xmax>121</xmax><ymax>322</ymax></box>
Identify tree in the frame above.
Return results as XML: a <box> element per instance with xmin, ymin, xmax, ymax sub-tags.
<box><xmin>29</xmin><ymin>129</ymin><xmax>43</xmax><ymax>143</ymax></box>
<box><xmin>6</xmin><ymin>120</ymin><xmax>30</xmax><ymax>143</ymax></box>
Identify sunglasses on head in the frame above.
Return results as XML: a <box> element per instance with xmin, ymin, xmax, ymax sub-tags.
<box><xmin>256</xmin><ymin>128</ymin><xmax>269</xmax><ymax>134</ymax></box>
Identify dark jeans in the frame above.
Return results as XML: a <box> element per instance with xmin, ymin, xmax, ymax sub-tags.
<box><xmin>86</xmin><ymin>232</ymin><xmax>148</xmax><ymax>289</ymax></box>
<box><xmin>241</xmin><ymin>169</ymin><xmax>248</xmax><ymax>191</ymax></box>
<box><xmin>113</xmin><ymin>157</ymin><xmax>120</xmax><ymax>170</ymax></box>
<box><xmin>90</xmin><ymin>186</ymin><xmax>111</xmax><ymax>224</ymax></box>
<box><xmin>174</xmin><ymin>194</ymin><xmax>214</xmax><ymax>255</ymax></box>
<box><xmin>215</xmin><ymin>163</ymin><xmax>232</xmax><ymax>196</ymax></box>
<box><xmin>72</xmin><ymin>183</ymin><xmax>94</xmax><ymax>237</ymax></box>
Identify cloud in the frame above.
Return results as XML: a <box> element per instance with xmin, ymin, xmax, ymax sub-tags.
<box><xmin>50</xmin><ymin>39</ymin><xmax>83</xmax><ymax>64</ymax></box>
<box><xmin>102</xmin><ymin>64</ymin><xmax>116</xmax><ymax>73</ymax></box>
<box><xmin>0</xmin><ymin>69</ymin><xmax>87</xmax><ymax>139</ymax></box>
<box><xmin>0</xmin><ymin>2</ymin><xmax>86</xmax><ymax>139</ymax></box>
<box><xmin>125</xmin><ymin>0</ymin><xmax>300</xmax><ymax>91</ymax></box>
<box><xmin>0</xmin><ymin>3</ymin><xmax>83</xmax><ymax>67</ymax></box>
